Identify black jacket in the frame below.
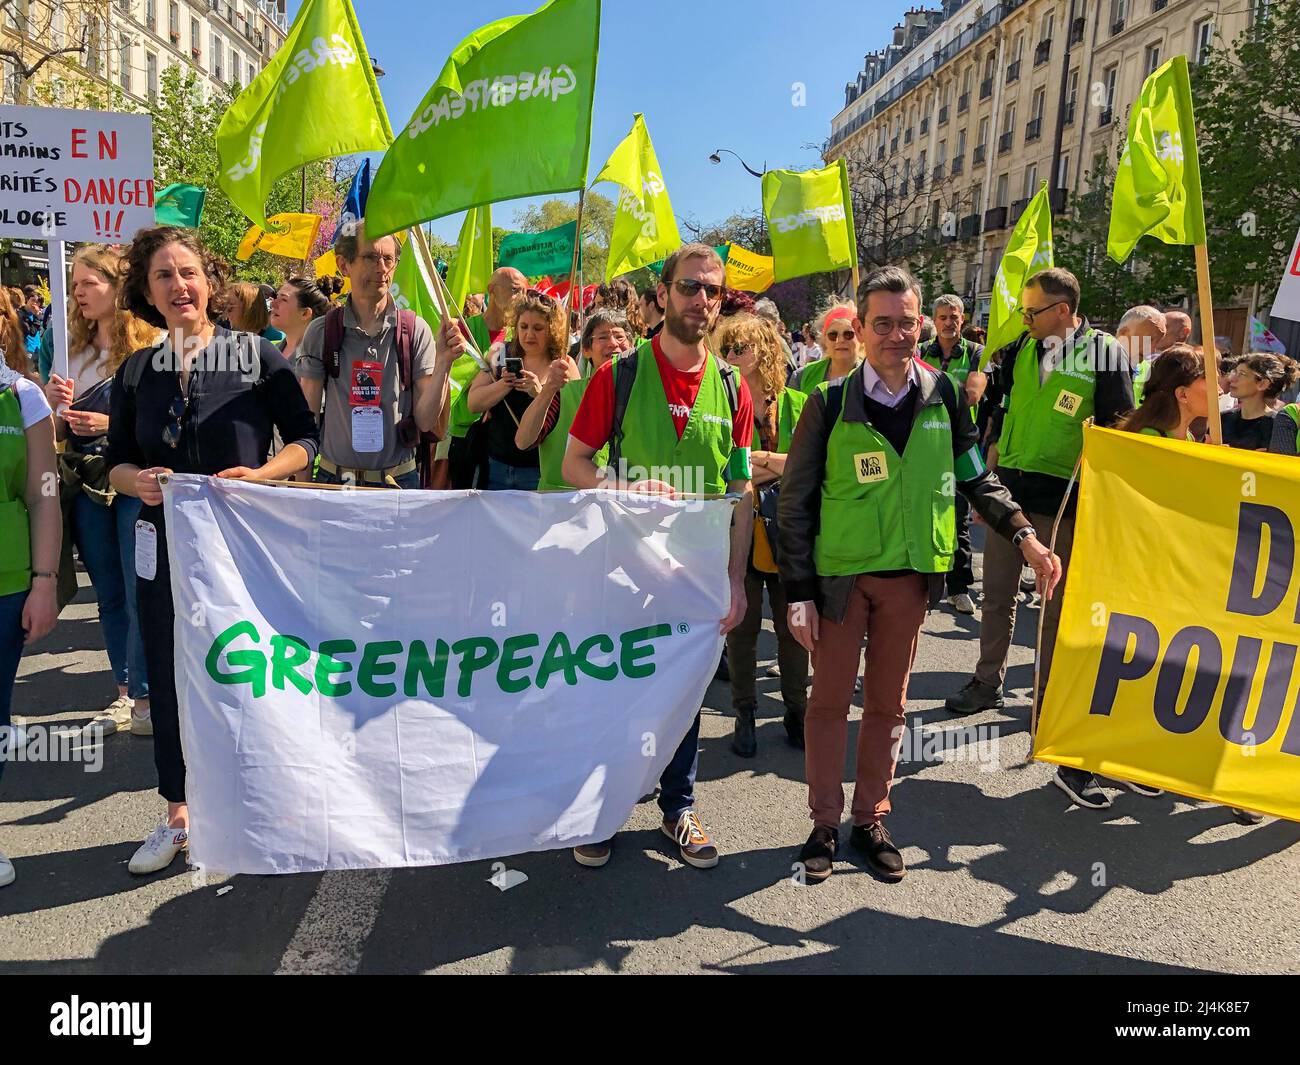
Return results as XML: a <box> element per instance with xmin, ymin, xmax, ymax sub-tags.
<box><xmin>778</xmin><ymin>362</ymin><xmax>1031</xmax><ymax>623</ymax></box>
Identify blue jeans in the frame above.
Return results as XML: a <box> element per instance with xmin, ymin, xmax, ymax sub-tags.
<box><xmin>0</xmin><ymin>590</ymin><xmax>27</xmax><ymax>784</ymax></box>
<box><xmin>314</xmin><ymin>466</ymin><xmax>421</xmax><ymax>490</ymax></box>
<box><xmin>72</xmin><ymin>492</ymin><xmax>148</xmax><ymax>699</ymax></box>
<box><xmin>486</xmin><ymin>458</ymin><xmax>540</xmax><ymax>491</ymax></box>
<box><xmin>658</xmin><ymin>711</ymin><xmax>702</xmax><ymax>822</ymax></box>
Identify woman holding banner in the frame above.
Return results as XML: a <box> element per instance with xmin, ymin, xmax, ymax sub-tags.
<box><xmin>467</xmin><ymin>292</ymin><xmax>568</xmax><ymax>491</ymax></box>
<box><xmin>42</xmin><ymin>245</ymin><xmax>160</xmax><ymax>738</ymax></box>
<box><xmin>107</xmin><ymin>226</ymin><xmax>319</xmax><ymax>875</ymax></box>
<box><xmin>790</xmin><ymin>299</ymin><xmax>862</xmax><ymax>393</ymax></box>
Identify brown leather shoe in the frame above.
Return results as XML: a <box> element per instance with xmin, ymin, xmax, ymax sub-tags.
<box><xmin>662</xmin><ymin>810</ymin><xmax>718</xmax><ymax>869</ymax></box>
<box><xmin>797</xmin><ymin>825</ymin><xmax>838</xmax><ymax>883</ymax></box>
<box><xmin>573</xmin><ymin>839</ymin><xmax>612</xmax><ymax>867</ymax></box>
<box><xmin>850</xmin><ymin>821</ymin><xmax>905</xmax><ymax>881</ymax></box>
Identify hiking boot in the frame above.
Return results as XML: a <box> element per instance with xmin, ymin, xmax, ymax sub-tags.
<box><xmin>797</xmin><ymin>826</ymin><xmax>838</xmax><ymax>883</ymax></box>
<box><xmin>850</xmin><ymin>822</ymin><xmax>905</xmax><ymax>881</ymax></box>
<box><xmin>944</xmin><ymin>678</ymin><xmax>1003</xmax><ymax>715</ymax></box>
<box><xmin>783</xmin><ymin>707</ymin><xmax>805</xmax><ymax>749</ymax></box>
<box><xmin>731</xmin><ymin>704</ymin><xmax>756</xmax><ymax>759</ymax></box>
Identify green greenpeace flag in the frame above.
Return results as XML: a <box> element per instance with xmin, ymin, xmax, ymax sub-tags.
<box><xmin>216</xmin><ymin>0</ymin><xmax>392</xmax><ymax>230</ymax></box>
<box><xmin>390</xmin><ymin>233</ymin><xmax>442</xmax><ymax>333</ymax></box>
<box><xmin>1107</xmin><ymin>55</ymin><xmax>1206</xmax><ymax>263</ymax></box>
<box><xmin>762</xmin><ymin>159</ymin><xmax>856</xmax><ymax>282</ymax></box>
<box><xmin>366</xmin><ymin>0</ymin><xmax>601</xmax><ymax>238</ymax></box>
<box><xmin>982</xmin><ymin>181</ymin><xmax>1054</xmax><ymax>367</ymax></box>
<box><xmin>497</xmin><ymin>219</ymin><xmax>578</xmax><ymax>278</ymax></box>
<box><xmin>447</xmin><ymin>205</ymin><xmax>494</xmax><ymax>307</ymax></box>
<box><xmin>154</xmin><ymin>183</ymin><xmax>206</xmax><ymax>227</ymax></box>
<box><xmin>594</xmin><ymin>114</ymin><xmax>681</xmax><ymax>281</ymax></box>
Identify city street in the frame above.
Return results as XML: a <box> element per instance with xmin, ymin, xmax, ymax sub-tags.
<box><xmin>4</xmin><ymin>542</ymin><xmax>1297</xmax><ymax>976</ymax></box>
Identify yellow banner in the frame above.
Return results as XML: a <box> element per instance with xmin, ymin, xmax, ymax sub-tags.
<box><xmin>724</xmin><ymin>243</ymin><xmax>776</xmax><ymax>293</ymax></box>
<box><xmin>236</xmin><ymin>213</ymin><xmax>323</xmax><ymax>262</ymax></box>
<box><xmin>1036</xmin><ymin>426</ymin><xmax>1300</xmax><ymax>821</ymax></box>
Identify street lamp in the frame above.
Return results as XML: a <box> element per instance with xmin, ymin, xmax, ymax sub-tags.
<box><xmin>709</xmin><ymin>148</ymin><xmax>766</xmax><ymax>178</ymax></box>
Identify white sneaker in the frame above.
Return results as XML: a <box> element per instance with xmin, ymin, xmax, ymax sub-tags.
<box><xmin>130</xmin><ymin>706</ymin><xmax>153</xmax><ymax>736</ymax></box>
<box><xmin>948</xmin><ymin>592</ymin><xmax>977</xmax><ymax>615</ymax></box>
<box><xmin>0</xmin><ymin>852</ymin><xmax>14</xmax><ymax>888</ymax></box>
<box><xmin>128</xmin><ymin>823</ymin><xmax>189</xmax><ymax>875</ymax></box>
<box><xmin>83</xmin><ymin>695</ymin><xmax>134</xmax><ymax>736</ymax></box>
<box><xmin>765</xmin><ymin>664</ymin><xmax>781</xmax><ymax>677</ymax></box>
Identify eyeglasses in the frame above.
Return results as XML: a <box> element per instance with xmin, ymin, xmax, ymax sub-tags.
<box><xmin>1229</xmin><ymin>366</ymin><xmax>1264</xmax><ymax>382</ymax></box>
<box><xmin>867</xmin><ymin>317</ymin><xmax>921</xmax><ymax>336</ymax></box>
<box><xmin>1019</xmin><ymin>300</ymin><xmax>1067</xmax><ymax>324</ymax></box>
<box><xmin>825</xmin><ymin>328</ymin><xmax>855</xmax><ymax>342</ymax></box>
<box><xmin>360</xmin><ymin>253</ymin><xmax>397</xmax><ymax>269</ymax></box>
<box><xmin>162</xmin><ymin>391</ymin><xmax>189</xmax><ymax>449</ymax></box>
<box><xmin>672</xmin><ymin>278</ymin><xmax>724</xmax><ymax>302</ymax></box>
<box><xmin>721</xmin><ymin>343</ymin><xmax>755</xmax><ymax>359</ymax></box>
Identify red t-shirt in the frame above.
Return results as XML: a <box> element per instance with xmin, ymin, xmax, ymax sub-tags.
<box><xmin>569</xmin><ymin>335</ymin><xmax>753</xmax><ymax>459</ymax></box>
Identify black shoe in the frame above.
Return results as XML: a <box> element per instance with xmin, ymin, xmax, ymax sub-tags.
<box><xmin>1230</xmin><ymin>807</ymin><xmax>1265</xmax><ymax>825</ymax></box>
<box><xmin>731</xmin><ymin>704</ymin><xmax>756</xmax><ymax>758</ymax></box>
<box><xmin>944</xmin><ymin>678</ymin><xmax>1003</xmax><ymax>715</ymax></box>
<box><xmin>714</xmin><ymin>649</ymin><xmax>730</xmax><ymax>683</ymax></box>
<box><xmin>1053</xmin><ymin>766</ymin><xmax>1111</xmax><ymax>809</ymax></box>
<box><xmin>797</xmin><ymin>826</ymin><xmax>838</xmax><ymax>883</ymax></box>
<box><xmin>850</xmin><ymin>821</ymin><xmax>906</xmax><ymax>881</ymax></box>
<box><xmin>783</xmin><ymin>707</ymin><xmax>805</xmax><ymax>749</ymax></box>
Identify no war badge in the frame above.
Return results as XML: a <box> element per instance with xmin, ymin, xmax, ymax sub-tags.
<box><xmin>1036</xmin><ymin>427</ymin><xmax>1300</xmax><ymax>822</ymax></box>
<box><xmin>854</xmin><ymin>452</ymin><xmax>889</xmax><ymax>484</ymax></box>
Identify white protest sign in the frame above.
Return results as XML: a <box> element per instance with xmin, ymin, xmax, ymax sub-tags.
<box><xmin>162</xmin><ymin>477</ymin><xmax>733</xmax><ymax>874</ymax></box>
<box><xmin>1270</xmin><ymin>224</ymin><xmax>1300</xmax><ymax>324</ymax></box>
<box><xmin>0</xmin><ymin>104</ymin><xmax>155</xmax><ymax>242</ymax></box>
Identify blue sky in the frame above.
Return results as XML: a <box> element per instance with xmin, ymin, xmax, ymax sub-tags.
<box><xmin>302</xmin><ymin>0</ymin><xmax>906</xmax><ymax>241</ymax></box>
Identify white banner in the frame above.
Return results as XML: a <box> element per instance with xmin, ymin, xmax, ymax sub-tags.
<box><xmin>162</xmin><ymin>476</ymin><xmax>733</xmax><ymax>875</ymax></box>
<box><xmin>0</xmin><ymin>104</ymin><xmax>154</xmax><ymax>242</ymax></box>
<box><xmin>1271</xmin><ymin>224</ymin><xmax>1300</xmax><ymax>324</ymax></box>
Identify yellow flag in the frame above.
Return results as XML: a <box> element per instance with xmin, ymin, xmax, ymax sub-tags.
<box><xmin>724</xmin><ymin>244</ymin><xmax>775</xmax><ymax>293</ymax></box>
<box><xmin>1037</xmin><ymin>426</ymin><xmax>1300</xmax><ymax>822</ymax></box>
<box><xmin>236</xmin><ymin>213</ymin><xmax>323</xmax><ymax>261</ymax></box>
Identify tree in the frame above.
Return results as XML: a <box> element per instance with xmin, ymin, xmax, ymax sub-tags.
<box><xmin>682</xmin><ymin>209</ymin><xmax>771</xmax><ymax>255</ymax></box>
<box><xmin>0</xmin><ymin>1</ymin><xmax>102</xmax><ymax>105</ymax></box>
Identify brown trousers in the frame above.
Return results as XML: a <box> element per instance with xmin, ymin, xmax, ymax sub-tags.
<box><xmin>805</xmin><ymin>573</ymin><xmax>928</xmax><ymax>828</ymax></box>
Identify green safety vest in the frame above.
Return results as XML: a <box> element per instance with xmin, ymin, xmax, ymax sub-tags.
<box><xmin>813</xmin><ymin>379</ymin><xmax>957</xmax><ymax>576</ymax></box>
<box><xmin>616</xmin><ymin>341</ymin><xmax>735</xmax><ymax>495</ymax></box>
<box><xmin>1282</xmin><ymin>404</ymin><xmax>1299</xmax><ymax>456</ymax></box>
<box><xmin>1133</xmin><ymin>358</ymin><xmax>1153</xmax><ymax>406</ymax></box>
<box><xmin>750</xmin><ymin>387</ymin><xmax>807</xmax><ymax>453</ymax></box>
<box><xmin>537</xmin><ymin>367</ymin><xmax>611</xmax><ymax>492</ymax></box>
<box><xmin>923</xmin><ymin>337</ymin><xmax>976</xmax><ymax>387</ymax></box>
<box><xmin>797</xmin><ymin>355</ymin><xmax>859</xmax><ymax>393</ymax></box>
<box><xmin>0</xmin><ymin>387</ymin><xmax>31</xmax><ymax>597</ymax></box>
<box><xmin>998</xmin><ymin>329</ymin><xmax>1100</xmax><ymax>480</ymax></box>
<box><xmin>449</xmin><ymin>315</ymin><xmax>496</xmax><ymax>438</ymax></box>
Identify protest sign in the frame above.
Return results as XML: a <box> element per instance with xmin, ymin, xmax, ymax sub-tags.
<box><xmin>1270</xmin><ymin>225</ymin><xmax>1300</xmax><ymax>324</ymax></box>
<box><xmin>164</xmin><ymin>477</ymin><xmax>732</xmax><ymax>873</ymax></box>
<box><xmin>1037</xmin><ymin>427</ymin><xmax>1300</xmax><ymax>822</ymax></box>
<box><xmin>0</xmin><ymin>104</ymin><xmax>155</xmax><ymax>242</ymax></box>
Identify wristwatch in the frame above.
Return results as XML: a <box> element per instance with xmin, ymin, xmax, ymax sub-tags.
<box><xmin>31</xmin><ymin>571</ymin><xmax>56</xmax><ymax>580</ymax></box>
<box><xmin>1010</xmin><ymin>527</ymin><xmax>1035</xmax><ymax>549</ymax></box>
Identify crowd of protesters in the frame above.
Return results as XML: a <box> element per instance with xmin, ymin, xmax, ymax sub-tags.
<box><xmin>1</xmin><ymin>222</ymin><xmax>1296</xmax><ymax>889</ymax></box>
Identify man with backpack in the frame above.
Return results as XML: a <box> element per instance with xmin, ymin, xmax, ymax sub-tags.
<box><xmin>298</xmin><ymin>220</ymin><xmax>463</xmax><ymax>488</ymax></box>
<box><xmin>562</xmin><ymin>243</ymin><xmax>754</xmax><ymax>872</ymax></box>
<box><xmin>777</xmin><ymin>266</ymin><xmax>1061</xmax><ymax>884</ymax></box>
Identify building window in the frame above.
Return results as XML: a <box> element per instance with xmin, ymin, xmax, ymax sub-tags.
<box><xmin>169</xmin><ymin>2</ymin><xmax>179</xmax><ymax>38</ymax></box>
<box><xmin>1059</xmin><ymin>152</ymin><xmax>1071</xmax><ymax>189</ymax></box>
<box><xmin>147</xmin><ymin>50</ymin><xmax>158</xmax><ymax>101</ymax></box>
<box><xmin>146</xmin><ymin>0</ymin><xmax>156</xmax><ymax>31</ymax></box>
<box><xmin>1111</xmin><ymin>0</ymin><xmax>1128</xmax><ymax>33</ymax></box>
<box><xmin>995</xmin><ymin>173</ymin><xmax>1009</xmax><ymax>208</ymax></box>
<box><xmin>1145</xmin><ymin>43</ymin><xmax>1161</xmax><ymax>77</ymax></box>
<box><xmin>212</xmin><ymin>34</ymin><xmax>223</xmax><ymax>80</ymax></box>
<box><xmin>978</xmin><ymin>116</ymin><xmax>989</xmax><ymax>147</ymax></box>
<box><xmin>1104</xmin><ymin>64</ymin><xmax>1118</xmax><ymax>112</ymax></box>
<box><xmin>119</xmin><ymin>36</ymin><xmax>132</xmax><ymax>91</ymax></box>
<box><xmin>1193</xmin><ymin>18</ymin><xmax>1215</xmax><ymax>64</ymax></box>
<box><xmin>50</xmin><ymin>3</ymin><xmax>64</xmax><ymax>47</ymax></box>
<box><xmin>1041</xmin><ymin>11</ymin><xmax>1054</xmax><ymax>42</ymax></box>
<box><xmin>248</xmin><ymin>61</ymin><xmax>256</xmax><ymax>85</ymax></box>
<box><xmin>1024</xmin><ymin>163</ymin><xmax>1038</xmax><ymax>199</ymax></box>
<box><xmin>118</xmin><ymin>0</ymin><xmax>132</xmax><ymax>16</ymax></box>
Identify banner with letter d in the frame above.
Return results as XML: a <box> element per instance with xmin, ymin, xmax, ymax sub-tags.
<box><xmin>162</xmin><ymin>477</ymin><xmax>732</xmax><ymax>873</ymax></box>
<box><xmin>1036</xmin><ymin>427</ymin><xmax>1300</xmax><ymax>821</ymax></box>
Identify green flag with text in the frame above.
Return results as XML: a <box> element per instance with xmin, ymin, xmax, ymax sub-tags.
<box><xmin>761</xmin><ymin>159</ymin><xmax>856</xmax><ymax>282</ymax></box>
<box><xmin>982</xmin><ymin>182</ymin><xmax>1054</xmax><ymax>367</ymax></box>
<box><xmin>594</xmin><ymin>114</ymin><xmax>681</xmax><ymax>281</ymax></box>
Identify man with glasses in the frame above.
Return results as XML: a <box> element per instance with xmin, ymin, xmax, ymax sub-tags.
<box><xmin>944</xmin><ymin>268</ymin><xmax>1133</xmax><ymax>807</ymax></box>
<box><xmin>562</xmin><ymin>243</ymin><xmax>754</xmax><ymax>871</ymax></box>
<box><xmin>298</xmin><ymin>220</ymin><xmax>464</xmax><ymax>489</ymax></box>
<box><xmin>921</xmin><ymin>295</ymin><xmax>987</xmax><ymax>615</ymax></box>
<box><xmin>778</xmin><ymin>266</ymin><xmax>1057</xmax><ymax>882</ymax></box>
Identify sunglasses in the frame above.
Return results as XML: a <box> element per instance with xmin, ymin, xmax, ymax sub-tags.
<box><xmin>162</xmin><ymin>391</ymin><xmax>188</xmax><ymax>449</ymax></box>
<box><xmin>525</xmin><ymin>288</ymin><xmax>557</xmax><ymax>306</ymax></box>
<box><xmin>825</xmin><ymin>328</ymin><xmax>855</xmax><ymax>341</ymax></box>
<box><xmin>672</xmin><ymin>278</ymin><xmax>724</xmax><ymax>302</ymax></box>
<box><xmin>721</xmin><ymin>343</ymin><xmax>755</xmax><ymax>359</ymax></box>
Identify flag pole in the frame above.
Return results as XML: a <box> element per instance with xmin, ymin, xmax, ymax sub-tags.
<box><xmin>565</xmin><ymin>188</ymin><xmax>587</xmax><ymax>319</ymax></box>
<box><xmin>410</xmin><ymin>226</ymin><xmax>489</xmax><ymax>373</ymax></box>
<box><xmin>1194</xmin><ymin>243</ymin><xmax>1223</xmax><ymax>445</ymax></box>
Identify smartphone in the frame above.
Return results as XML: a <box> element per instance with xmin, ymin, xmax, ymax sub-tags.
<box><xmin>503</xmin><ymin>356</ymin><xmax>523</xmax><ymax>377</ymax></box>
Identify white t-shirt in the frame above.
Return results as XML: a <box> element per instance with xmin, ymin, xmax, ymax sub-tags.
<box><xmin>67</xmin><ymin>344</ymin><xmax>114</xmax><ymax>399</ymax></box>
<box><xmin>0</xmin><ymin>368</ymin><xmax>52</xmax><ymax>428</ymax></box>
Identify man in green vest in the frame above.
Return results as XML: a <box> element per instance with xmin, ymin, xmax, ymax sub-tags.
<box><xmin>778</xmin><ymin>266</ymin><xmax>1059</xmax><ymax>883</ymax></box>
<box><xmin>515</xmin><ymin>309</ymin><xmax>632</xmax><ymax>489</ymax></box>
<box><xmin>562</xmin><ymin>243</ymin><xmax>755</xmax><ymax>872</ymax></box>
<box><xmin>920</xmin><ymin>294</ymin><xmax>987</xmax><ymax>615</ymax></box>
<box><xmin>944</xmin><ymin>267</ymin><xmax>1135</xmax><ymax>808</ymax></box>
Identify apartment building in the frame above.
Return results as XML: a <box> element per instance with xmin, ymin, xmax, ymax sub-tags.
<box><xmin>825</xmin><ymin>0</ymin><xmax>1258</xmax><ymax>327</ymax></box>
<box><xmin>1</xmin><ymin>0</ymin><xmax>290</xmax><ymax>109</ymax></box>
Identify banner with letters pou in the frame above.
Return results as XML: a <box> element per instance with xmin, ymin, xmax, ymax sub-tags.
<box><xmin>1037</xmin><ymin>427</ymin><xmax>1300</xmax><ymax>821</ymax></box>
<box><xmin>162</xmin><ymin>476</ymin><xmax>732</xmax><ymax>874</ymax></box>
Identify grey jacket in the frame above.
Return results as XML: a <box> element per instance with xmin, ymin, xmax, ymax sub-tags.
<box><xmin>778</xmin><ymin>363</ymin><xmax>1032</xmax><ymax>623</ymax></box>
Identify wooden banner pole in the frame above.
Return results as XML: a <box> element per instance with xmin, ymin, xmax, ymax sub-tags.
<box><xmin>1194</xmin><ymin>243</ymin><xmax>1223</xmax><ymax>445</ymax></box>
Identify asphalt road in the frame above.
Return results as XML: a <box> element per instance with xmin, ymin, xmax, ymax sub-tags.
<box><xmin>3</xmin><ymin>538</ymin><xmax>1298</xmax><ymax>975</ymax></box>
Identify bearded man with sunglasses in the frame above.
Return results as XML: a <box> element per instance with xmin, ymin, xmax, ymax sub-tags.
<box><xmin>562</xmin><ymin>243</ymin><xmax>754</xmax><ymax>872</ymax></box>
<box><xmin>943</xmin><ymin>269</ymin><xmax>1134</xmax><ymax>807</ymax></box>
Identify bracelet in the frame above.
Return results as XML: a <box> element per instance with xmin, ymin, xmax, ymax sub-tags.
<box><xmin>31</xmin><ymin>570</ymin><xmax>56</xmax><ymax>580</ymax></box>
<box><xmin>1010</xmin><ymin>527</ymin><xmax>1035</xmax><ymax>549</ymax></box>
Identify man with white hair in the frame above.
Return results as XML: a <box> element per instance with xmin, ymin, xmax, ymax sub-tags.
<box><xmin>1116</xmin><ymin>305</ymin><xmax>1167</xmax><ymax>404</ymax></box>
<box><xmin>1156</xmin><ymin>309</ymin><xmax>1192</xmax><ymax>351</ymax></box>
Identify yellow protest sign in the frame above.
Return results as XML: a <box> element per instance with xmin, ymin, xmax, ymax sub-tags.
<box><xmin>724</xmin><ymin>243</ymin><xmax>776</xmax><ymax>293</ymax></box>
<box><xmin>1036</xmin><ymin>426</ymin><xmax>1300</xmax><ymax>822</ymax></box>
<box><xmin>236</xmin><ymin>213</ymin><xmax>323</xmax><ymax>262</ymax></box>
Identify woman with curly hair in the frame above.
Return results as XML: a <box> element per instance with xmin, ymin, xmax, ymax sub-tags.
<box><xmin>1222</xmin><ymin>352</ymin><xmax>1300</xmax><ymax>450</ymax></box>
<box><xmin>37</xmin><ymin>245</ymin><xmax>161</xmax><ymax>737</ymax></box>
<box><xmin>595</xmin><ymin>278</ymin><xmax>645</xmax><ymax>338</ymax></box>
<box><xmin>715</xmin><ymin>312</ymin><xmax>809</xmax><ymax>756</ymax></box>
<box><xmin>467</xmin><ymin>290</ymin><xmax>568</xmax><ymax>490</ymax></box>
<box><xmin>106</xmin><ymin>226</ymin><xmax>318</xmax><ymax>875</ymax></box>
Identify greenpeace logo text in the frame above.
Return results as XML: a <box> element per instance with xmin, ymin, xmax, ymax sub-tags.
<box><xmin>50</xmin><ymin>997</ymin><xmax>151</xmax><ymax>1045</ymax></box>
<box><xmin>771</xmin><ymin>204</ymin><xmax>845</xmax><ymax>233</ymax></box>
<box><xmin>407</xmin><ymin>65</ymin><xmax>578</xmax><ymax>137</ymax></box>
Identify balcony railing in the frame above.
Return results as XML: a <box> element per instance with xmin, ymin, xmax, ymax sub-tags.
<box><xmin>1010</xmin><ymin>197</ymin><xmax>1030</xmax><ymax>223</ymax></box>
<box><xmin>1098</xmin><ymin>107</ymin><xmax>1113</xmax><ymax>127</ymax></box>
<box><xmin>1062</xmin><ymin>100</ymin><xmax>1076</xmax><ymax>125</ymax></box>
<box><xmin>915</xmin><ymin>170</ymin><xmax>926</xmax><ymax>191</ymax></box>
<box><xmin>938</xmin><ymin>104</ymin><xmax>950</xmax><ymax>125</ymax></box>
<box><xmin>984</xmin><ymin>205</ymin><xmax>1008</xmax><ymax>230</ymax></box>
<box><xmin>1069</xmin><ymin>16</ymin><xmax>1086</xmax><ymax>45</ymax></box>
<box><xmin>1034</xmin><ymin>39</ymin><xmax>1051</xmax><ymax>66</ymax></box>
<box><xmin>973</xmin><ymin>144</ymin><xmax>986</xmax><ymax>165</ymax></box>
<box><xmin>980</xmin><ymin>77</ymin><xmax>993</xmax><ymax>100</ymax></box>
<box><xmin>951</xmin><ymin>155</ymin><xmax>964</xmax><ymax>175</ymax></box>
<box><xmin>1025</xmin><ymin>117</ymin><xmax>1043</xmax><ymax>141</ymax></box>
<box><xmin>1006</xmin><ymin>59</ymin><xmax>1021</xmax><ymax>83</ymax></box>
<box><xmin>998</xmin><ymin>130</ymin><xmax>1014</xmax><ymax>153</ymax></box>
<box><xmin>959</xmin><ymin>213</ymin><xmax>982</xmax><ymax>240</ymax></box>
<box><xmin>1153</xmin><ymin>0</ymin><xmax>1168</xmax><ymax>9</ymax></box>
<box><xmin>1111</xmin><ymin>19</ymin><xmax>1126</xmax><ymax>36</ymax></box>
<box><xmin>957</xmin><ymin>91</ymin><xmax>969</xmax><ymax>113</ymax></box>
